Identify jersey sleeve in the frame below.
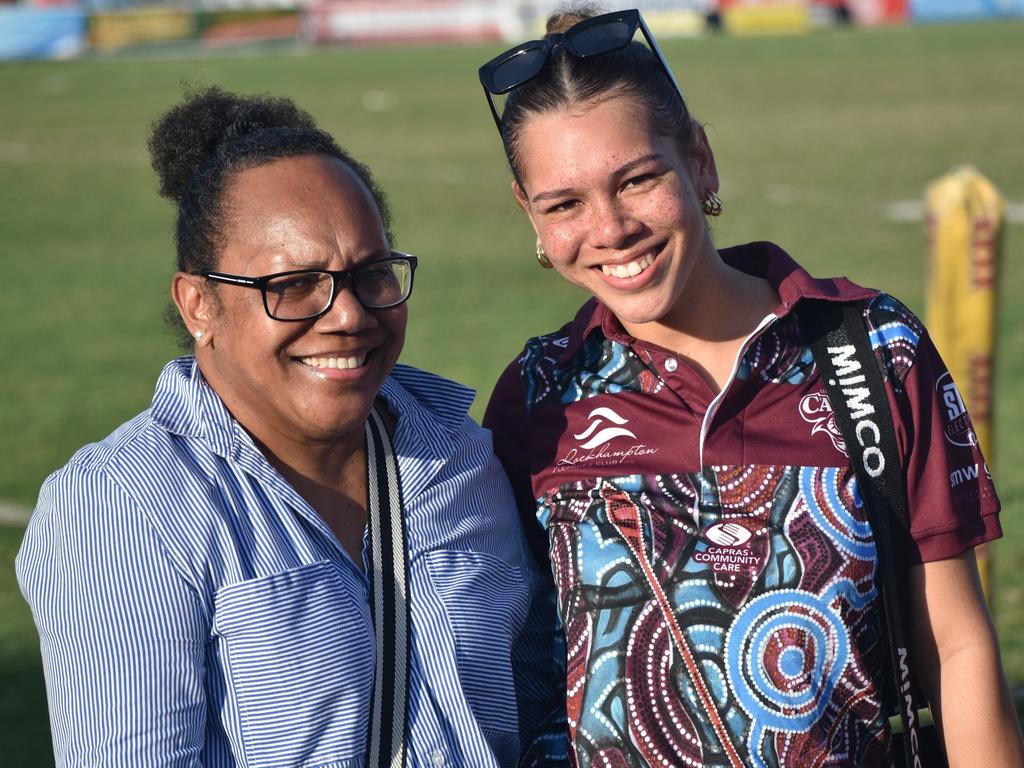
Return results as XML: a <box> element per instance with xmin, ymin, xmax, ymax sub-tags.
<box><xmin>484</xmin><ymin>354</ymin><xmax>551</xmax><ymax>561</ymax></box>
<box><xmin>886</xmin><ymin>321</ymin><xmax>1002</xmax><ymax>563</ymax></box>
<box><xmin>16</xmin><ymin>464</ymin><xmax>209</xmax><ymax>766</ymax></box>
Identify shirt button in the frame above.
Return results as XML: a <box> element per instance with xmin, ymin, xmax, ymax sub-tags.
<box><xmin>430</xmin><ymin>750</ymin><xmax>446</xmax><ymax>766</ymax></box>
<box><xmin>664</xmin><ymin>357</ymin><xmax>679</xmax><ymax>372</ymax></box>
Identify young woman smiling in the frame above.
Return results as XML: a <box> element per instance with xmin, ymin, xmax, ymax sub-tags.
<box><xmin>480</xmin><ymin>7</ymin><xmax>1024</xmax><ymax>767</ymax></box>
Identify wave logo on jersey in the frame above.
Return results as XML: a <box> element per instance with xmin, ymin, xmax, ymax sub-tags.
<box><xmin>937</xmin><ymin>372</ymin><xmax>978</xmax><ymax>447</ymax></box>
<box><xmin>799</xmin><ymin>392</ymin><xmax>846</xmax><ymax>454</ymax></box>
<box><xmin>573</xmin><ymin>406</ymin><xmax>637</xmax><ymax>449</ymax></box>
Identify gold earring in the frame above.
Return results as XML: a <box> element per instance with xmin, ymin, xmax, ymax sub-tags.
<box><xmin>535</xmin><ymin>243</ymin><xmax>553</xmax><ymax>269</ymax></box>
<box><xmin>702</xmin><ymin>190</ymin><xmax>723</xmax><ymax>217</ymax></box>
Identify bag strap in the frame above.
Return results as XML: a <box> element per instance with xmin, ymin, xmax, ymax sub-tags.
<box><xmin>365</xmin><ymin>407</ymin><xmax>411</xmax><ymax>768</ymax></box>
<box><xmin>796</xmin><ymin>300</ymin><xmax>923</xmax><ymax>768</ymax></box>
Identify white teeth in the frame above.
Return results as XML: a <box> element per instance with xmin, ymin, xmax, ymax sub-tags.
<box><xmin>600</xmin><ymin>252</ymin><xmax>655</xmax><ymax>279</ymax></box>
<box><xmin>300</xmin><ymin>354</ymin><xmax>367</xmax><ymax>370</ymax></box>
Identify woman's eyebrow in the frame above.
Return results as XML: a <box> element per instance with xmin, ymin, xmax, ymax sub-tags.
<box><xmin>529</xmin><ymin>153</ymin><xmax>664</xmax><ymax>204</ymax></box>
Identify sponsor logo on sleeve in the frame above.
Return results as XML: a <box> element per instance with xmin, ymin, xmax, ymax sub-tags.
<box><xmin>936</xmin><ymin>372</ymin><xmax>978</xmax><ymax>447</ymax></box>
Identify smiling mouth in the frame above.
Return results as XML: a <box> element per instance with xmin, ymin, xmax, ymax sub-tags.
<box><xmin>298</xmin><ymin>354</ymin><xmax>368</xmax><ymax>370</ymax></box>
<box><xmin>600</xmin><ymin>251</ymin><xmax>655</xmax><ymax>279</ymax></box>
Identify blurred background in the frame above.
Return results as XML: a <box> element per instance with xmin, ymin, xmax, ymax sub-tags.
<box><xmin>2</xmin><ymin>0</ymin><xmax>1023</xmax><ymax>763</ymax></box>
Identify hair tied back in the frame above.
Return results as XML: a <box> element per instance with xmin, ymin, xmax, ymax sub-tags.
<box><xmin>222</xmin><ymin>119</ymin><xmax>262</xmax><ymax>145</ymax></box>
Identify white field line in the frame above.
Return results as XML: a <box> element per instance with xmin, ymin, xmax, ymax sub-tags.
<box><xmin>0</xmin><ymin>501</ymin><xmax>30</xmax><ymax>526</ymax></box>
<box><xmin>884</xmin><ymin>199</ymin><xmax>1024</xmax><ymax>224</ymax></box>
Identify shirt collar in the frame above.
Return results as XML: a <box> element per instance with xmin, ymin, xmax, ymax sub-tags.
<box><xmin>557</xmin><ymin>241</ymin><xmax>877</xmax><ymax>362</ymax></box>
<box><xmin>151</xmin><ymin>357</ymin><xmax>238</xmax><ymax>458</ymax></box>
<box><xmin>150</xmin><ymin>357</ymin><xmax>475</xmax><ymax>463</ymax></box>
<box><xmin>380</xmin><ymin>364</ymin><xmax>476</xmax><ymax>462</ymax></box>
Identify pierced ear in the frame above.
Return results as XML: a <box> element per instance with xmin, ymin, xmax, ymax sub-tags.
<box><xmin>693</xmin><ymin>125</ymin><xmax>720</xmax><ymax>196</ymax></box>
<box><xmin>511</xmin><ymin>180</ymin><xmax>540</xmax><ymax>236</ymax></box>
<box><xmin>172</xmin><ymin>272</ymin><xmax>215</xmax><ymax>345</ymax></box>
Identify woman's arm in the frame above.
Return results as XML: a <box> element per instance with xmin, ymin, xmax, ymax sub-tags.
<box><xmin>909</xmin><ymin>550</ymin><xmax>1024</xmax><ymax>767</ymax></box>
<box><xmin>16</xmin><ymin>465</ymin><xmax>209</xmax><ymax>766</ymax></box>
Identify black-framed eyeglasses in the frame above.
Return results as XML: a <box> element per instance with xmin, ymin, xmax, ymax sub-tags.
<box><xmin>201</xmin><ymin>252</ymin><xmax>418</xmax><ymax>321</ymax></box>
<box><xmin>478</xmin><ymin>9</ymin><xmax>684</xmax><ymax>133</ymax></box>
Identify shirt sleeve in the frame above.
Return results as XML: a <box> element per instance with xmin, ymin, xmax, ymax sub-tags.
<box><xmin>891</xmin><ymin>328</ymin><xmax>1002</xmax><ymax>563</ymax></box>
<box><xmin>485</xmin><ymin>358</ymin><xmax>572</xmax><ymax>765</ymax></box>
<box><xmin>16</xmin><ymin>463</ymin><xmax>209</xmax><ymax>766</ymax></box>
<box><xmin>484</xmin><ymin>355</ymin><xmax>550</xmax><ymax>563</ymax></box>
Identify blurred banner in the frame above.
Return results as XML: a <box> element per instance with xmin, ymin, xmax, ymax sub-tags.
<box><xmin>911</xmin><ymin>0</ymin><xmax>1024</xmax><ymax>20</ymax></box>
<box><xmin>527</xmin><ymin>0</ymin><xmax>712</xmax><ymax>37</ymax></box>
<box><xmin>0</xmin><ymin>7</ymin><xmax>86</xmax><ymax>60</ymax></box>
<box><xmin>924</xmin><ymin>166</ymin><xmax>1005</xmax><ymax>598</ymax></box>
<box><xmin>90</xmin><ymin>8</ymin><xmax>196</xmax><ymax>51</ymax></box>
<box><xmin>846</xmin><ymin>0</ymin><xmax>908</xmax><ymax>23</ymax></box>
<box><xmin>717</xmin><ymin>0</ymin><xmax>812</xmax><ymax>35</ymax></box>
<box><xmin>197</xmin><ymin>10</ymin><xmax>300</xmax><ymax>46</ymax></box>
<box><xmin>303</xmin><ymin>0</ymin><xmax>510</xmax><ymax>44</ymax></box>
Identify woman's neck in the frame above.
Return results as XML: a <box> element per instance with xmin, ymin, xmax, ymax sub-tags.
<box><xmin>621</xmin><ymin>249</ymin><xmax>780</xmax><ymax>393</ymax></box>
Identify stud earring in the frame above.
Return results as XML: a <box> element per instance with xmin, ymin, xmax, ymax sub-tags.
<box><xmin>701</xmin><ymin>190</ymin><xmax>723</xmax><ymax>217</ymax></box>
<box><xmin>535</xmin><ymin>243</ymin><xmax>553</xmax><ymax>269</ymax></box>
<box><xmin>194</xmin><ymin>330</ymin><xmax>206</xmax><ymax>342</ymax></box>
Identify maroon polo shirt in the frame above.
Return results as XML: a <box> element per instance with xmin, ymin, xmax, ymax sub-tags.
<box><xmin>485</xmin><ymin>241</ymin><xmax>999</xmax><ymax>767</ymax></box>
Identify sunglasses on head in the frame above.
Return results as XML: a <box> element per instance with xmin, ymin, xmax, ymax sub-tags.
<box><xmin>478</xmin><ymin>9</ymin><xmax>684</xmax><ymax>134</ymax></box>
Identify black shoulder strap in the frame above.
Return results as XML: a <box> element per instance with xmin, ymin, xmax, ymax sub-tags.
<box><xmin>365</xmin><ymin>407</ymin><xmax>410</xmax><ymax>768</ymax></box>
<box><xmin>796</xmin><ymin>300</ymin><xmax>923</xmax><ymax>768</ymax></box>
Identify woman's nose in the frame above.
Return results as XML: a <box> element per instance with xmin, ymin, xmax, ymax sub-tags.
<box><xmin>316</xmin><ymin>284</ymin><xmax>377</xmax><ymax>332</ymax></box>
<box><xmin>590</xmin><ymin>199</ymin><xmax>643</xmax><ymax>249</ymax></box>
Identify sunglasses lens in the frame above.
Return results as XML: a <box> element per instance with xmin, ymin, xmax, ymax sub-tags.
<box><xmin>489</xmin><ymin>46</ymin><xmax>549</xmax><ymax>93</ymax></box>
<box><xmin>570</xmin><ymin>19</ymin><xmax>634</xmax><ymax>56</ymax></box>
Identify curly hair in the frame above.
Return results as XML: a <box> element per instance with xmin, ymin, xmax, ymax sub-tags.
<box><xmin>148</xmin><ymin>86</ymin><xmax>393</xmax><ymax>347</ymax></box>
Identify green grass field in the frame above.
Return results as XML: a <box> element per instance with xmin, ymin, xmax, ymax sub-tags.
<box><xmin>2</xmin><ymin>20</ymin><xmax>1023</xmax><ymax>764</ymax></box>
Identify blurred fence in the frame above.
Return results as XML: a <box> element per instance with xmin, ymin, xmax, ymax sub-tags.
<box><xmin>1</xmin><ymin>0</ymin><xmax>1023</xmax><ymax>60</ymax></box>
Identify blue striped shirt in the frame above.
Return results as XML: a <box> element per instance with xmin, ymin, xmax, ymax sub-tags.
<box><xmin>17</xmin><ymin>357</ymin><xmax>557</xmax><ymax>768</ymax></box>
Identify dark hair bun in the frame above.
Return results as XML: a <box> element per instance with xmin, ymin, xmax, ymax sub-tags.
<box><xmin>148</xmin><ymin>86</ymin><xmax>319</xmax><ymax>203</ymax></box>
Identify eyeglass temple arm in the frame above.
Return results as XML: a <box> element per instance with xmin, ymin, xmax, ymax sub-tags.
<box><xmin>206</xmin><ymin>273</ymin><xmax>260</xmax><ymax>287</ymax></box>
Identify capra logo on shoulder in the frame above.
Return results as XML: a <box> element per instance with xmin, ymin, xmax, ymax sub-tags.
<box><xmin>705</xmin><ymin>522</ymin><xmax>752</xmax><ymax>547</ymax></box>
<box><xmin>573</xmin><ymin>407</ymin><xmax>636</xmax><ymax>449</ymax></box>
<box><xmin>936</xmin><ymin>372</ymin><xmax>977</xmax><ymax>447</ymax></box>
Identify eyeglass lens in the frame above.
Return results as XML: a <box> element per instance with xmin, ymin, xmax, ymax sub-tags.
<box><xmin>264</xmin><ymin>261</ymin><xmax>412</xmax><ymax>319</ymax></box>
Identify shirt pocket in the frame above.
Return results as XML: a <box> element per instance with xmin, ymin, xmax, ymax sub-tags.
<box><xmin>213</xmin><ymin>560</ymin><xmax>372</xmax><ymax>768</ymax></box>
<box><xmin>423</xmin><ymin>550</ymin><xmax>529</xmax><ymax>741</ymax></box>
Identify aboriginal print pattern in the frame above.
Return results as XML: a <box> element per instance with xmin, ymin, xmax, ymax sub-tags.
<box><xmin>521</xmin><ymin>331</ymin><xmax>661</xmax><ymax>411</ymax></box>
<box><xmin>523</xmin><ymin>295</ymin><xmax>926</xmax><ymax>767</ymax></box>
<box><xmin>538</xmin><ymin>467</ymin><xmax>890</xmax><ymax>768</ymax></box>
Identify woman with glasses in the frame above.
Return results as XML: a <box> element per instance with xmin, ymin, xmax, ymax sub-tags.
<box><xmin>17</xmin><ymin>87</ymin><xmax>551</xmax><ymax>767</ymax></box>
<box><xmin>480</xmin><ymin>7</ymin><xmax>1023</xmax><ymax>767</ymax></box>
